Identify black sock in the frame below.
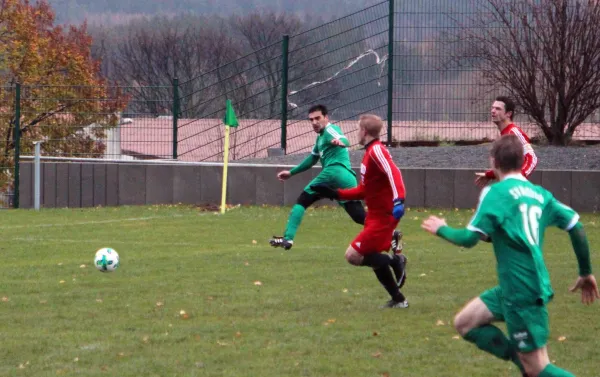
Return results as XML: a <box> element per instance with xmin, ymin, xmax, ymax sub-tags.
<box><xmin>362</xmin><ymin>254</ymin><xmax>405</xmax><ymax>302</ymax></box>
<box><xmin>374</xmin><ymin>267</ymin><xmax>405</xmax><ymax>302</ymax></box>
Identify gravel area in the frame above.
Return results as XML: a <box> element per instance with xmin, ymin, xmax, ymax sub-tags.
<box><xmin>245</xmin><ymin>144</ymin><xmax>600</xmax><ymax>171</ymax></box>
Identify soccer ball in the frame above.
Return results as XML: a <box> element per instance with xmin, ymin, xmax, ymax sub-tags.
<box><xmin>94</xmin><ymin>247</ymin><xmax>120</xmax><ymax>272</ymax></box>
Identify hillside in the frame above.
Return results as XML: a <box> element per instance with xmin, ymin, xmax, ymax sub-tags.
<box><xmin>48</xmin><ymin>0</ymin><xmax>384</xmax><ymax>24</ymax></box>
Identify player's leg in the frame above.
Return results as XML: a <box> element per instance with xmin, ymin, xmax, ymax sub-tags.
<box><xmin>347</xmin><ymin>221</ymin><xmax>407</xmax><ymax>308</ymax></box>
<box><xmin>329</xmin><ymin>166</ymin><xmax>366</xmax><ymax>225</ymax></box>
<box><xmin>455</xmin><ymin>287</ymin><xmax>525</xmax><ymax>374</ymax></box>
<box><xmin>270</xmin><ymin>190</ymin><xmax>320</xmax><ymax>250</ymax></box>
<box><xmin>341</xmin><ymin>200</ymin><xmax>366</xmax><ymax>225</ymax></box>
<box><xmin>508</xmin><ymin>305</ymin><xmax>574</xmax><ymax>377</ymax></box>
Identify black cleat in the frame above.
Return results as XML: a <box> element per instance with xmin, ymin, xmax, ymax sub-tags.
<box><xmin>390</xmin><ymin>253</ymin><xmax>408</xmax><ymax>288</ymax></box>
<box><xmin>391</xmin><ymin>230</ymin><xmax>403</xmax><ymax>254</ymax></box>
<box><xmin>381</xmin><ymin>299</ymin><xmax>409</xmax><ymax>309</ymax></box>
<box><xmin>269</xmin><ymin>236</ymin><xmax>293</xmax><ymax>250</ymax></box>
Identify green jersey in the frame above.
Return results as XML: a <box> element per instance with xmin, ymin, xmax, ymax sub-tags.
<box><xmin>467</xmin><ymin>174</ymin><xmax>580</xmax><ymax>305</ymax></box>
<box><xmin>311</xmin><ymin>123</ymin><xmax>353</xmax><ymax>171</ymax></box>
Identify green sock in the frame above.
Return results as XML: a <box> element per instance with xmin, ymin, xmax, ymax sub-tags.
<box><xmin>539</xmin><ymin>364</ymin><xmax>575</xmax><ymax>377</ymax></box>
<box><xmin>283</xmin><ymin>204</ymin><xmax>306</xmax><ymax>241</ymax></box>
<box><xmin>464</xmin><ymin>325</ymin><xmax>524</xmax><ymax>372</ymax></box>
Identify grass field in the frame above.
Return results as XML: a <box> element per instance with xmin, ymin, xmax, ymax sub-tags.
<box><xmin>1</xmin><ymin>205</ymin><xmax>599</xmax><ymax>377</ymax></box>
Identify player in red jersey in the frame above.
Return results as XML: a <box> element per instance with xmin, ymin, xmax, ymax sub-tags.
<box><xmin>311</xmin><ymin>114</ymin><xmax>409</xmax><ymax>308</ymax></box>
<box><xmin>475</xmin><ymin>96</ymin><xmax>538</xmax><ymax>188</ymax></box>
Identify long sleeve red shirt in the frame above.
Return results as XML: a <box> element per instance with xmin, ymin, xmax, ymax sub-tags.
<box><xmin>485</xmin><ymin>124</ymin><xmax>538</xmax><ymax>178</ymax></box>
<box><xmin>338</xmin><ymin>139</ymin><xmax>406</xmax><ymax>215</ymax></box>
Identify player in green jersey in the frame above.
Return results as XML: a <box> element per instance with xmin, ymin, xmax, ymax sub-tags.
<box><xmin>269</xmin><ymin>105</ymin><xmax>368</xmax><ymax>250</ymax></box>
<box><xmin>421</xmin><ymin>134</ymin><xmax>599</xmax><ymax>377</ymax></box>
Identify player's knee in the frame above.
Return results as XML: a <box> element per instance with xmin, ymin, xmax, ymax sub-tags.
<box><xmin>519</xmin><ymin>349</ymin><xmax>550</xmax><ymax>377</ymax></box>
<box><xmin>345</xmin><ymin>247</ymin><xmax>363</xmax><ymax>266</ymax></box>
<box><xmin>296</xmin><ymin>191</ymin><xmax>318</xmax><ymax>209</ymax></box>
<box><xmin>453</xmin><ymin>310</ymin><xmax>472</xmax><ymax>337</ymax></box>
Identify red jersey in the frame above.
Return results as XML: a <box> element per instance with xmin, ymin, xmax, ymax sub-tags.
<box><xmin>485</xmin><ymin>123</ymin><xmax>538</xmax><ymax>178</ymax></box>
<box><xmin>338</xmin><ymin>139</ymin><xmax>406</xmax><ymax>215</ymax></box>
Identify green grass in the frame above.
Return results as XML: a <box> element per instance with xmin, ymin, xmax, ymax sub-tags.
<box><xmin>1</xmin><ymin>205</ymin><xmax>599</xmax><ymax>377</ymax></box>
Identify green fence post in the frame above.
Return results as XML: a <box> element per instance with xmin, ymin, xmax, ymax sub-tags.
<box><xmin>13</xmin><ymin>83</ymin><xmax>21</xmax><ymax>208</ymax></box>
<box><xmin>387</xmin><ymin>0</ymin><xmax>395</xmax><ymax>145</ymax></box>
<box><xmin>172</xmin><ymin>77</ymin><xmax>179</xmax><ymax>160</ymax></box>
<box><xmin>280</xmin><ymin>35</ymin><xmax>290</xmax><ymax>153</ymax></box>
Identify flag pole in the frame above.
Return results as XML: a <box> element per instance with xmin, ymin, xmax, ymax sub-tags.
<box><xmin>220</xmin><ymin>125</ymin><xmax>231</xmax><ymax>214</ymax></box>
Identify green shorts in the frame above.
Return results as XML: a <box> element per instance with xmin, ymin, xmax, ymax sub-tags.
<box><xmin>304</xmin><ymin>165</ymin><xmax>358</xmax><ymax>204</ymax></box>
<box><xmin>480</xmin><ymin>286</ymin><xmax>549</xmax><ymax>353</ymax></box>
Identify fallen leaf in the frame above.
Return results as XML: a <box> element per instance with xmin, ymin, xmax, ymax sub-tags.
<box><xmin>1</xmin><ymin>296</ymin><xmax>8</xmax><ymax>302</ymax></box>
<box><xmin>58</xmin><ymin>263</ymin><xmax>63</xmax><ymax>266</ymax></box>
<box><xmin>425</xmin><ymin>337</ymin><xmax>430</xmax><ymax>341</ymax></box>
<box><xmin>217</xmin><ymin>340</ymin><xmax>229</xmax><ymax>346</ymax></box>
<box><xmin>244</xmin><ymin>262</ymin><xmax>250</xmax><ymax>266</ymax></box>
<box><xmin>342</xmin><ymin>289</ymin><xmax>348</xmax><ymax>293</ymax></box>
<box><xmin>79</xmin><ymin>264</ymin><xmax>86</xmax><ymax>268</ymax></box>
<box><xmin>156</xmin><ymin>302</ymin><xmax>164</xmax><ymax>307</ymax></box>
<box><xmin>327</xmin><ymin>319</ymin><xmax>336</xmax><ymax>323</ymax></box>
<box><xmin>381</xmin><ymin>373</ymin><xmax>390</xmax><ymax>377</ymax></box>
<box><xmin>254</xmin><ymin>281</ymin><xmax>262</xmax><ymax>286</ymax></box>
<box><xmin>179</xmin><ymin>310</ymin><xmax>186</xmax><ymax>315</ymax></box>
<box><xmin>420</xmin><ymin>273</ymin><xmax>427</xmax><ymax>277</ymax></box>
<box><xmin>252</xmin><ymin>240</ymin><xmax>257</xmax><ymax>244</ymax></box>
<box><xmin>59</xmin><ymin>280</ymin><xmax>65</xmax><ymax>284</ymax></box>
<box><xmin>181</xmin><ymin>314</ymin><xmax>189</xmax><ymax>319</ymax></box>
<box><xmin>235</xmin><ymin>331</ymin><xmax>242</xmax><ymax>338</ymax></box>
<box><xmin>436</xmin><ymin>320</ymin><xmax>445</xmax><ymax>326</ymax></box>
<box><xmin>373</xmin><ymin>331</ymin><xmax>379</xmax><ymax>336</ymax></box>
<box><xmin>117</xmin><ymin>352</ymin><xmax>125</xmax><ymax>357</ymax></box>
<box><xmin>372</xmin><ymin>352</ymin><xmax>382</xmax><ymax>358</ymax></box>
<box><xmin>73</xmin><ymin>357</ymin><xmax>79</xmax><ymax>362</ymax></box>
<box><xmin>142</xmin><ymin>336</ymin><xmax>150</xmax><ymax>343</ymax></box>
<box><xmin>452</xmin><ymin>335</ymin><xmax>460</xmax><ymax>339</ymax></box>
<box><xmin>558</xmin><ymin>336</ymin><xmax>567</xmax><ymax>342</ymax></box>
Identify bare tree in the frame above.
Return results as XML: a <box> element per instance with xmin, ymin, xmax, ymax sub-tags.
<box><xmin>445</xmin><ymin>0</ymin><xmax>600</xmax><ymax>145</ymax></box>
<box><xmin>230</xmin><ymin>11</ymin><xmax>305</xmax><ymax>117</ymax></box>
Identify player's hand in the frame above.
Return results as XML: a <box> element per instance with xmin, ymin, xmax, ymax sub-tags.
<box><xmin>310</xmin><ymin>184</ymin><xmax>339</xmax><ymax>200</ymax></box>
<box><xmin>569</xmin><ymin>274</ymin><xmax>600</xmax><ymax>305</ymax></box>
<box><xmin>277</xmin><ymin>170</ymin><xmax>292</xmax><ymax>182</ymax></box>
<box><xmin>392</xmin><ymin>199</ymin><xmax>405</xmax><ymax>220</ymax></box>
<box><xmin>331</xmin><ymin>139</ymin><xmax>345</xmax><ymax>147</ymax></box>
<box><xmin>475</xmin><ymin>173</ymin><xmax>492</xmax><ymax>188</ymax></box>
<box><xmin>421</xmin><ymin>215</ymin><xmax>447</xmax><ymax>235</ymax></box>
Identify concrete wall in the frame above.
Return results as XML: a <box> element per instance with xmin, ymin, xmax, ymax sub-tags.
<box><xmin>18</xmin><ymin>162</ymin><xmax>600</xmax><ymax>212</ymax></box>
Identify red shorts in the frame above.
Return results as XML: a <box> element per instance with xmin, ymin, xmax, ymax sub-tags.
<box><xmin>351</xmin><ymin>214</ymin><xmax>399</xmax><ymax>255</ymax></box>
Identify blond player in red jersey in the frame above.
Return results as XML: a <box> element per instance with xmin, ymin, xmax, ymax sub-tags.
<box><xmin>311</xmin><ymin>114</ymin><xmax>409</xmax><ymax>308</ymax></box>
<box><xmin>475</xmin><ymin>96</ymin><xmax>538</xmax><ymax>188</ymax></box>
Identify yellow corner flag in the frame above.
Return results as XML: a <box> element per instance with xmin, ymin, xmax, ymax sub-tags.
<box><xmin>221</xmin><ymin>100</ymin><xmax>239</xmax><ymax>214</ymax></box>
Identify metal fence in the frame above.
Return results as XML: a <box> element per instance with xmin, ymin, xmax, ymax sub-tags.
<box><xmin>3</xmin><ymin>0</ymin><xmax>600</xmax><ymax>208</ymax></box>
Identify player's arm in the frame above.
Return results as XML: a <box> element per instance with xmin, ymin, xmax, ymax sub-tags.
<box><xmin>370</xmin><ymin>144</ymin><xmax>406</xmax><ymax>200</ymax></box>
<box><xmin>511</xmin><ymin>127</ymin><xmax>538</xmax><ymax>177</ymax></box>
<box><xmin>325</xmin><ymin>125</ymin><xmax>350</xmax><ymax>147</ymax></box>
<box><xmin>520</xmin><ymin>146</ymin><xmax>537</xmax><ymax>178</ymax></box>
<box><xmin>310</xmin><ymin>182</ymin><xmax>365</xmax><ymax>200</ymax></box>
<box><xmin>370</xmin><ymin>144</ymin><xmax>406</xmax><ymax>218</ymax></box>
<box><xmin>338</xmin><ymin>183</ymin><xmax>366</xmax><ymax>200</ymax></box>
<box><xmin>423</xmin><ymin>186</ymin><xmax>498</xmax><ymax>248</ymax></box>
<box><xmin>290</xmin><ymin>146</ymin><xmax>320</xmax><ymax>176</ymax></box>
<box><xmin>568</xmin><ymin>223</ymin><xmax>592</xmax><ymax>276</ymax></box>
<box><xmin>548</xmin><ymin>198</ymin><xmax>592</xmax><ymax>276</ymax></box>
<box><xmin>550</xmin><ymin>200</ymin><xmax>600</xmax><ymax>303</ymax></box>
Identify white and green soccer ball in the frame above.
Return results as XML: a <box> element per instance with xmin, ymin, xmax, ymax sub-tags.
<box><xmin>94</xmin><ymin>248</ymin><xmax>120</xmax><ymax>272</ymax></box>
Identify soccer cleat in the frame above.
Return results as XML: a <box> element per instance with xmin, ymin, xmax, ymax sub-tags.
<box><xmin>391</xmin><ymin>230</ymin><xmax>403</xmax><ymax>254</ymax></box>
<box><xmin>391</xmin><ymin>253</ymin><xmax>408</xmax><ymax>289</ymax></box>
<box><xmin>381</xmin><ymin>299</ymin><xmax>409</xmax><ymax>309</ymax></box>
<box><xmin>269</xmin><ymin>236</ymin><xmax>293</xmax><ymax>250</ymax></box>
